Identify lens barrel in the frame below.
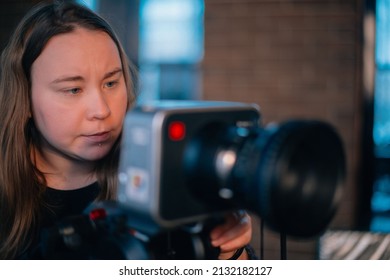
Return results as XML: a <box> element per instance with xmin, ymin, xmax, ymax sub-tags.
<box><xmin>185</xmin><ymin>120</ymin><xmax>345</xmax><ymax>238</ymax></box>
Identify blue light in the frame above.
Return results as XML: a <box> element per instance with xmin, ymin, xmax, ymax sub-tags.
<box><xmin>373</xmin><ymin>0</ymin><xmax>390</xmax><ymax>155</ymax></box>
<box><xmin>376</xmin><ymin>0</ymin><xmax>390</xmax><ymax>67</ymax></box>
<box><xmin>76</xmin><ymin>0</ymin><xmax>98</xmax><ymax>11</ymax></box>
<box><xmin>139</xmin><ymin>0</ymin><xmax>204</xmax><ymax>63</ymax></box>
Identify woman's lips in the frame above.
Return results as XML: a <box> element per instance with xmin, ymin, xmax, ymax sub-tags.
<box><xmin>85</xmin><ymin>131</ymin><xmax>111</xmax><ymax>143</ymax></box>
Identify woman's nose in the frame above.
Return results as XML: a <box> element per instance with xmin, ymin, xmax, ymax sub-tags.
<box><xmin>86</xmin><ymin>90</ymin><xmax>111</xmax><ymax>120</ymax></box>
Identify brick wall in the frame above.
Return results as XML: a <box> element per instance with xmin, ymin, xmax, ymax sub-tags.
<box><xmin>202</xmin><ymin>0</ymin><xmax>363</xmax><ymax>259</ymax></box>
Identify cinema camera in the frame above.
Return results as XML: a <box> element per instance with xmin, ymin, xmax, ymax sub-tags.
<box><xmin>43</xmin><ymin>100</ymin><xmax>346</xmax><ymax>259</ymax></box>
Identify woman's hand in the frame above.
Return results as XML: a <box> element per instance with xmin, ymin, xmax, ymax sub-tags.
<box><xmin>209</xmin><ymin>210</ymin><xmax>252</xmax><ymax>260</ymax></box>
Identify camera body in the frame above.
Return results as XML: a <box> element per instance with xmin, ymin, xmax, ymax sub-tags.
<box><xmin>117</xmin><ymin>101</ymin><xmax>259</xmax><ymax>234</ymax></box>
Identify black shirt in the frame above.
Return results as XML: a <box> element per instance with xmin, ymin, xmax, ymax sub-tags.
<box><xmin>20</xmin><ymin>182</ymin><xmax>100</xmax><ymax>259</ymax></box>
<box><xmin>40</xmin><ymin>182</ymin><xmax>100</xmax><ymax>228</ymax></box>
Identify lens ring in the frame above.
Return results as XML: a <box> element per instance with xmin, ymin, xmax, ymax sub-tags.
<box><xmin>257</xmin><ymin>120</ymin><xmax>345</xmax><ymax>237</ymax></box>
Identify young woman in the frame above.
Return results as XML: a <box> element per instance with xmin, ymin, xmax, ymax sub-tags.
<box><xmin>0</xmin><ymin>0</ymin><xmax>252</xmax><ymax>259</ymax></box>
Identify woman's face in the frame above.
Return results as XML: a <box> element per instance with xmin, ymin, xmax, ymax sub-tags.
<box><xmin>30</xmin><ymin>27</ymin><xmax>128</xmax><ymax>162</ymax></box>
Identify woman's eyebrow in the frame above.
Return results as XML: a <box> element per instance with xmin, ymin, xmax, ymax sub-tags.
<box><xmin>103</xmin><ymin>67</ymin><xmax>123</xmax><ymax>79</ymax></box>
<box><xmin>49</xmin><ymin>68</ymin><xmax>122</xmax><ymax>85</ymax></box>
<box><xmin>50</xmin><ymin>75</ymin><xmax>84</xmax><ymax>85</ymax></box>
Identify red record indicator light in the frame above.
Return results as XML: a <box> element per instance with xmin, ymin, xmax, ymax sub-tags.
<box><xmin>168</xmin><ymin>121</ymin><xmax>186</xmax><ymax>141</ymax></box>
<box><xmin>89</xmin><ymin>208</ymin><xmax>107</xmax><ymax>220</ymax></box>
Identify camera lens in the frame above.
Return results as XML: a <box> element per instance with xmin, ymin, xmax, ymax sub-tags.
<box><xmin>184</xmin><ymin>120</ymin><xmax>345</xmax><ymax>238</ymax></box>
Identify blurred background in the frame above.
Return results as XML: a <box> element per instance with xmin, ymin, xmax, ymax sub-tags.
<box><xmin>1</xmin><ymin>0</ymin><xmax>389</xmax><ymax>259</ymax></box>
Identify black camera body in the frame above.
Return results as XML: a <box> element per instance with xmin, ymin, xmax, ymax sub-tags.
<box><xmin>117</xmin><ymin>101</ymin><xmax>259</xmax><ymax>234</ymax></box>
<box><xmin>116</xmin><ymin>100</ymin><xmax>345</xmax><ymax>238</ymax></box>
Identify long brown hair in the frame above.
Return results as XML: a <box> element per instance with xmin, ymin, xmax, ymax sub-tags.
<box><xmin>0</xmin><ymin>0</ymin><xmax>136</xmax><ymax>259</ymax></box>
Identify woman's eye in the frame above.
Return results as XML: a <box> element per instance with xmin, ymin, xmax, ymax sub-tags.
<box><xmin>105</xmin><ymin>80</ymin><xmax>118</xmax><ymax>88</ymax></box>
<box><xmin>68</xmin><ymin>88</ymin><xmax>81</xmax><ymax>95</ymax></box>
